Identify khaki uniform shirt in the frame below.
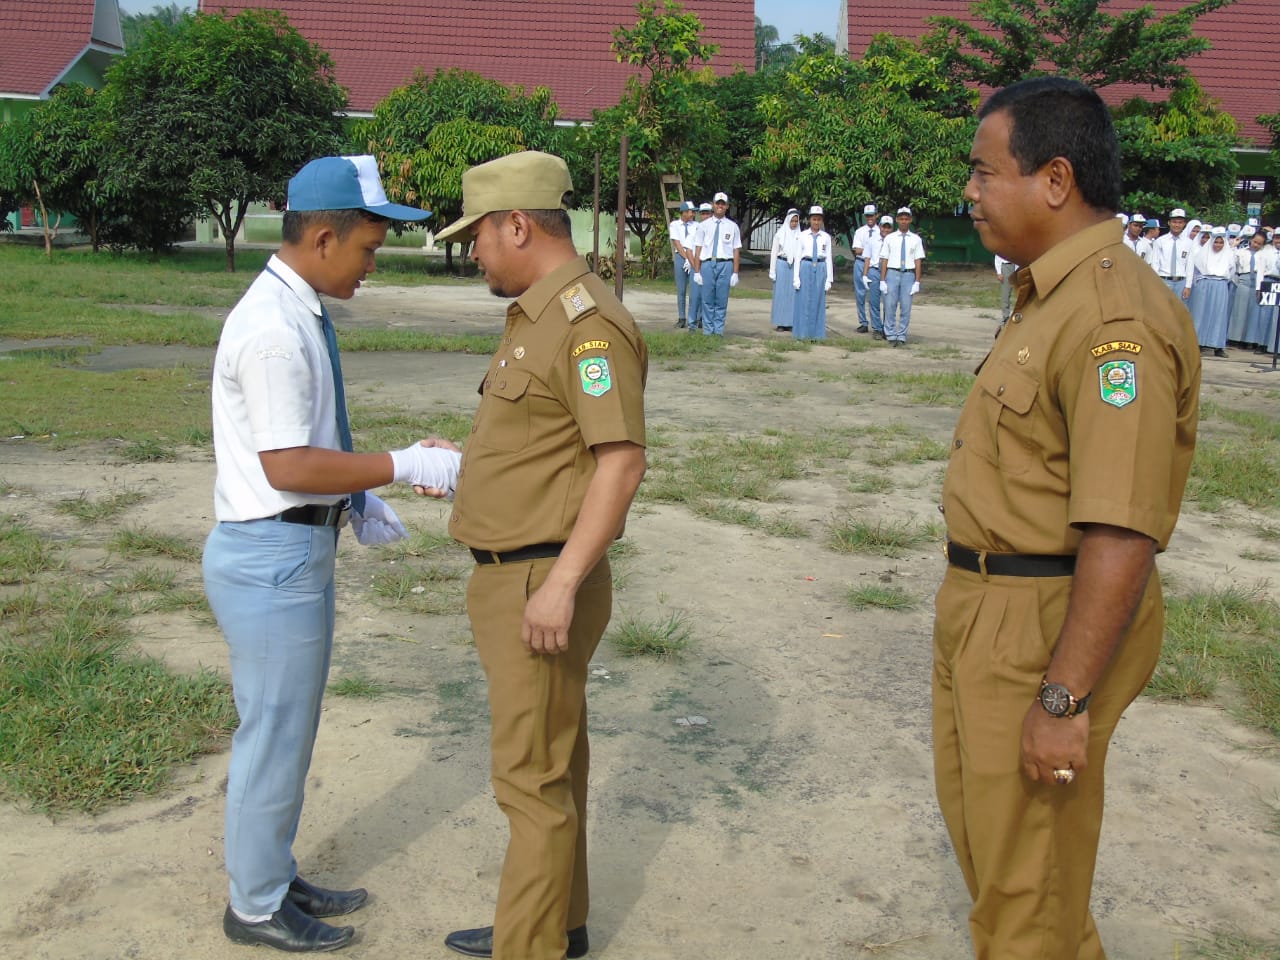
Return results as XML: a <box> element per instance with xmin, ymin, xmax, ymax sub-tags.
<box><xmin>943</xmin><ymin>219</ymin><xmax>1200</xmax><ymax>554</ymax></box>
<box><xmin>450</xmin><ymin>257</ymin><xmax>648</xmax><ymax>552</ymax></box>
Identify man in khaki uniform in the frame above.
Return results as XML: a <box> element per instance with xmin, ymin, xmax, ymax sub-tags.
<box><xmin>937</xmin><ymin>78</ymin><xmax>1199</xmax><ymax>959</ymax></box>
<box><xmin>433</xmin><ymin>152</ymin><xmax>648</xmax><ymax>960</ymax></box>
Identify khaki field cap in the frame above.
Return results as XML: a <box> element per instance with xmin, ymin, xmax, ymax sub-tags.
<box><xmin>435</xmin><ymin>151</ymin><xmax>573</xmax><ymax>243</ymax></box>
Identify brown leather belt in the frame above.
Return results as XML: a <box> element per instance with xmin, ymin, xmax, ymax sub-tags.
<box><xmin>945</xmin><ymin>542</ymin><xmax>1075</xmax><ymax>578</ymax></box>
<box><xmin>271</xmin><ymin>501</ymin><xmax>350</xmax><ymax>528</ymax></box>
<box><xmin>470</xmin><ymin>543</ymin><xmax>564</xmax><ymax>565</ymax></box>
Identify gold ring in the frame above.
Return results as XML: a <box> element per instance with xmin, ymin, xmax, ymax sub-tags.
<box><xmin>1053</xmin><ymin>767</ymin><xmax>1075</xmax><ymax>786</ymax></box>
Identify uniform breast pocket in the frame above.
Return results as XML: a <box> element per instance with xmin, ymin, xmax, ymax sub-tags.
<box><xmin>976</xmin><ymin>359</ymin><xmax>1039</xmax><ymax>476</ymax></box>
<box><xmin>477</xmin><ymin>369</ymin><xmax>532</xmax><ymax>452</ymax></box>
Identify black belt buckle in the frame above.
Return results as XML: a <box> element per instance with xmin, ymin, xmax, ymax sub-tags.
<box><xmin>275</xmin><ymin>500</ymin><xmax>350</xmax><ymax>528</ymax></box>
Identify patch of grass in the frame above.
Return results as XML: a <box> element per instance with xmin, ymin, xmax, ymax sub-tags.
<box><xmin>916</xmin><ymin>345</ymin><xmax>964</xmax><ymax>360</ymax></box>
<box><xmin>641</xmin><ymin>330</ymin><xmax>726</xmax><ymax>360</ymax></box>
<box><xmin>0</xmin><ymin>520</ymin><xmax>66</xmax><ymax>583</ymax></box>
<box><xmin>55</xmin><ymin>489</ymin><xmax>148</xmax><ymax>523</ymax></box>
<box><xmin>110</xmin><ymin>528</ymin><xmax>201</xmax><ymax>563</ymax></box>
<box><xmin>1148</xmin><ymin>585</ymin><xmax>1280</xmax><ymax>737</ymax></box>
<box><xmin>888</xmin><ymin>371</ymin><xmax>975</xmax><ymax>406</ymax></box>
<box><xmin>432</xmin><ymin>678</ymin><xmax>482</xmax><ymax>734</ymax></box>
<box><xmin>0</xmin><ymin>585</ymin><xmax>236</xmax><ymax>812</ymax></box>
<box><xmin>1184</xmin><ymin>930</ymin><xmax>1280</xmax><ymax>960</ymax></box>
<box><xmin>1239</xmin><ymin>549</ymin><xmax>1279</xmax><ymax>562</ymax></box>
<box><xmin>115</xmin><ymin>564</ymin><xmax>177</xmax><ymax>593</ymax></box>
<box><xmin>846</xmin><ymin>584</ymin><xmax>918</xmax><ymax>610</ymax></box>
<box><xmin>825</xmin><ymin>515</ymin><xmax>940</xmax><ymax>557</ymax></box>
<box><xmin>379</xmin><ymin>529</ymin><xmax>463</xmax><ymax>561</ymax></box>
<box><xmin>850</xmin><ymin>472</ymin><xmax>894</xmax><ymax>494</ymax></box>
<box><xmin>0</xmin><ymin>354</ymin><xmax>212</xmax><ymax>447</ymax></box>
<box><xmin>608</xmin><ymin>610</ymin><xmax>693</xmax><ymax>660</ymax></box>
<box><xmin>826</xmin><ymin>335</ymin><xmax>872</xmax><ymax>353</ymax></box>
<box><xmin>328</xmin><ymin>674</ymin><xmax>387</xmax><ymax>699</ymax></box>
<box><xmin>762</xmin><ymin>338</ymin><xmax>812</xmax><ymax>355</ymax></box>
<box><xmin>866</xmin><ymin>435</ymin><xmax>951</xmax><ymax>466</ymax></box>
<box><xmin>1187</xmin><ymin>440</ymin><xmax>1280</xmax><ymax>511</ymax></box>
<box><xmin>353</xmin><ymin>406</ymin><xmax>473</xmax><ymax>450</ymax></box>
<box><xmin>369</xmin><ymin>564</ymin><xmax>466</xmax><ymax>615</ymax></box>
<box><xmin>726</xmin><ymin>359</ymin><xmax>774</xmax><ymax>373</ymax></box>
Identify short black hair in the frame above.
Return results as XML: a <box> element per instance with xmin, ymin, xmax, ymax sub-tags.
<box><xmin>979</xmin><ymin>77</ymin><xmax>1121</xmax><ymax>213</ymax></box>
<box><xmin>484</xmin><ymin>208</ymin><xmax>573</xmax><ymax>240</ymax></box>
<box><xmin>281</xmin><ymin>208</ymin><xmax>390</xmax><ymax>245</ymax></box>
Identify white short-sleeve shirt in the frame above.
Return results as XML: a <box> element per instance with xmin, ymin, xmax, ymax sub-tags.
<box><xmin>880</xmin><ymin>230</ymin><xmax>925</xmax><ymax>269</ymax></box>
<box><xmin>211</xmin><ymin>254</ymin><xmax>344</xmax><ymax>521</ymax></box>
<box><xmin>696</xmin><ymin>217</ymin><xmax>742</xmax><ymax>259</ymax></box>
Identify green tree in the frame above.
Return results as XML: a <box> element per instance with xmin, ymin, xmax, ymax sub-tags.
<box><xmin>354</xmin><ymin>68</ymin><xmax>565</xmax><ymax>270</ymax></box>
<box><xmin>120</xmin><ymin>3</ymin><xmax>188</xmax><ymax>50</ymax></box>
<box><xmin>1116</xmin><ymin>79</ymin><xmax>1239</xmax><ymax>220</ymax></box>
<box><xmin>750</xmin><ymin>46</ymin><xmax>976</xmax><ymax>240</ymax></box>
<box><xmin>101</xmin><ymin>9</ymin><xmax>346</xmax><ymax>266</ymax></box>
<box><xmin>0</xmin><ymin>84</ymin><xmax>119</xmax><ymax>251</ymax></box>
<box><xmin>922</xmin><ymin>0</ymin><xmax>1234</xmax><ymax>90</ymax></box>
<box><xmin>706</xmin><ymin>67</ymin><xmax>782</xmax><ymax>241</ymax></box>
<box><xmin>585</xmin><ymin>0</ymin><xmax>722</xmax><ymax>274</ymax></box>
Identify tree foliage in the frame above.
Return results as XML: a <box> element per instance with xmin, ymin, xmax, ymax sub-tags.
<box><xmin>0</xmin><ymin>84</ymin><xmax>119</xmax><ymax>250</ymax></box>
<box><xmin>750</xmin><ymin>45</ymin><xmax>976</xmax><ymax>239</ymax></box>
<box><xmin>754</xmin><ymin>16</ymin><xmax>798</xmax><ymax>72</ymax></box>
<box><xmin>120</xmin><ymin>3</ymin><xmax>188</xmax><ymax>50</ymax></box>
<box><xmin>354</xmin><ymin>68</ymin><xmax>564</xmax><ymax>269</ymax></box>
<box><xmin>922</xmin><ymin>0</ymin><xmax>1234</xmax><ymax>90</ymax></box>
<box><xmin>1115</xmin><ymin>79</ymin><xmax>1239</xmax><ymax>220</ymax></box>
<box><xmin>101</xmin><ymin>8</ymin><xmax>346</xmax><ymax>267</ymax></box>
<box><xmin>584</xmin><ymin>0</ymin><xmax>722</xmax><ymax>270</ymax></box>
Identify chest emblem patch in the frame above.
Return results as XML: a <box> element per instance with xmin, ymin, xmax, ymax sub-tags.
<box><xmin>513</xmin><ymin>346</ymin><xmax>526</xmax><ymax>360</ymax></box>
<box><xmin>1017</xmin><ymin>346</ymin><xmax>1030</xmax><ymax>365</ymax></box>
<box><xmin>1098</xmin><ymin>360</ymin><xmax>1137</xmax><ymax>408</ymax></box>
<box><xmin>578</xmin><ymin>356</ymin><xmax>612</xmax><ymax>396</ymax></box>
<box><xmin>563</xmin><ymin>286</ymin><xmax>588</xmax><ymax>314</ymax></box>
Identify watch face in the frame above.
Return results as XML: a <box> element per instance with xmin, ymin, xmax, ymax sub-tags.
<box><xmin>1040</xmin><ymin>683</ymin><xmax>1072</xmax><ymax>716</ymax></box>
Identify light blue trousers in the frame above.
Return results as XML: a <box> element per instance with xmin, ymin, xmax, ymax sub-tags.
<box><xmin>884</xmin><ymin>268</ymin><xmax>915</xmax><ymax>342</ymax></box>
<box><xmin>672</xmin><ymin>254</ymin><xmax>690</xmax><ymax>321</ymax></box>
<box><xmin>853</xmin><ymin>258</ymin><xmax>868</xmax><ymax>327</ymax></box>
<box><xmin>700</xmin><ymin>260</ymin><xmax>733</xmax><ymax>335</ymax></box>
<box><xmin>203</xmin><ymin>519</ymin><xmax>338</xmax><ymax>915</ymax></box>
<box><xmin>865</xmin><ymin>265</ymin><xmax>883</xmax><ymax>333</ymax></box>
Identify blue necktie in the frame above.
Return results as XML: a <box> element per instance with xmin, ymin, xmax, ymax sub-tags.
<box><xmin>899</xmin><ymin>233</ymin><xmax>906</xmax><ymax>269</ymax></box>
<box><xmin>712</xmin><ymin>220</ymin><xmax>720</xmax><ymax>260</ymax></box>
<box><xmin>320</xmin><ymin>304</ymin><xmax>366</xmax><ymax>514</ymax></box>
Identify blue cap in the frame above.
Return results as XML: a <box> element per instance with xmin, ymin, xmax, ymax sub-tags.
<box><xmin>680</xmin><ymin>200</ymin><xmax>695</xmax><ymax>212</ymax></box>
<box><xmin>288</xmin><ymin>155</ymin><xmax>430</xmax><ymax>221</ymax></box>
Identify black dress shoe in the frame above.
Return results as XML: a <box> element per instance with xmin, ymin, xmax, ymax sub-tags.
<box><xmin>1214</xmin><ymin>348</ymin><xmax>1228</xmax><ymax>358</ymax></box>
<box><xmin>444</xmin><ymin>923</ymin><xmax>589</xmax><ymax>958</ymax></box>
<box><xmin>675</xmin><ymin>317</ymin><xmax>687</xmax><ymax>328</ymax></box>
<box><xmin>856</xmin><ymin>324</ymin><xmax>869</xmax><ymax>333</ymax></box>
<box><xmin>287</xmin><ymin>875</ymin><xmax>368</xmax><ymax>918</ymax></box>
<box><xmin>223</xmin><ymin>900</ymin><xmax>355</xmax><ymax>952</ymax></box>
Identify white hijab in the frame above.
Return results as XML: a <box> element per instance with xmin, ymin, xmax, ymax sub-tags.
<box><xmin>776</xmin><ymin>208</ymin><xmax>802</xmax><ymax>261</ymax></box>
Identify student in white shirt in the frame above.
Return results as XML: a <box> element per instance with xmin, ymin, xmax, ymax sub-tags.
<box><xmin>877</xmin><ymin>206</ymin><xmax>925</xmax><ymax>346</ymax></box>
<box><xmin>793</xmin><ymin>204</ymin><xmax>834</xmax><ymax>340</ymax></box>
<box><xmin>1151</xmin><ymin>208</ymin><xmax>1194</xmax><ymax>296</ymax></box>
<box><xmin>769</xmin><ymin>208</ymin><xmax>801</xmax><ymax>331</ymax></box>
<box><xmin>1185</xmin><ymin>226</ymin><xmax>1234</xmax><ymax>355</ymax></box>
<box><xmin>690</xmin><ymin>191</ymin><xmax>742</xmax><ymax>336</ymax></box>
<box><xmin>668</xmin><ymin>200</ymin><xmax>697</xmax><ymax>328</ymax></box>
<box><xmin>850</xmin><ymin>203</ymin><xmax>879</xmax><ymax>332</ymax></box>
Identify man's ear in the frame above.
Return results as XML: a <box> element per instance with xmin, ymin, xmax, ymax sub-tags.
<box><xmin>508</xmin><ymin>210</ymin><xmax>536</xmax><ymax>248</ymax></box>
<box><xmin>310</xmin><ymin>223</ymin><xmax>339</xmax><ymax>258</ymax></box>
<box><xmin>1043</xmin><ymin>157</ymin><xmax>1076</xmax><ymax>211</ymax></box>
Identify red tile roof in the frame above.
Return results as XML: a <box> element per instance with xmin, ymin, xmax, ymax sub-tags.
<box><xmin>847</xmin><ymin>1</ymin><xmax>1278</xmax><ymax>146</ymax></box>
<box><xmin>0</xmin><ymin>0</ymin><xmax>120</xmax><ymax>97</ymax></box>
<box><xmin>200</xmin><ymin>0</ymin><xmax>755</xmax><ymax>119</ymax></box>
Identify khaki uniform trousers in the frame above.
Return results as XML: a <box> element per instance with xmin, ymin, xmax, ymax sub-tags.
<box><xmin>932</xmin><ymin>565</ymin><xmax>1163</xmax><ymax>960</ymax></box>
<box><xmin>467</xmin><ymin>555</ymin><xmax>613</xmax><ymax>960</ymax></box>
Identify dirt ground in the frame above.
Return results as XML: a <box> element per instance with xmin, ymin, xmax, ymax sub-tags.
<box><xmin>1</xmin><ymin>268</ymin><xmax>1279</xmax><ymax>960</ymax></box>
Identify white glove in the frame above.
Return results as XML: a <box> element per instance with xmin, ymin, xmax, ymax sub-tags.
<box><xmin>824</xmin><ymin>281</ymin><xmax>832</xmax><ymax>292</ymax></box>
<box><xmin>682</xmin><ymin>259</ymin><xmax>691</xmax><ymax>274</ymax></box>
<box><xmin>769</xmin><ymin>271</ymin><xmax>776</xmax><ymax>282</ymax></box>
<box><xmin>879</xmin><ymin>281</ymin><xmax>888</xmax><ymax>294</ymax></box>
<box><xmin>390</xmin><ymin>442</ymin><xmax>461</xmax><ymax>492</ymax></box>
<box><xmin>911</xmin><ymin>281</ymin><xmax>920</xmax><ymax>295</ymax></box>
<box><xmin>793</xmin><ymin>278</ymin><xmax>801</xmax><ymax>291</ymax></box>
<box><xmin>730</xmin><ymin>273</ymin><xmax>739</xmax><ymax>288</ymax></box>
<box><xmin>350</xmin><ymin>493</ymin><xmax>408</xmax><ymax>546</ymax></box>
<box><xmin>862</xmin><ymin>275</ymin><xmax>872</xmax><ymax>289</ymax></box>
<box><xmin>692</xmin><ymin>271</ymin><xmax>703</xmax><ymax>286</ymax></box>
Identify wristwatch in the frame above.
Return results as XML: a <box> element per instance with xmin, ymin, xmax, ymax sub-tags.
<box><xmin>1038</xmin><ymin>678</ymin><xmax>1091</xmax><ymax>718</ymax></box>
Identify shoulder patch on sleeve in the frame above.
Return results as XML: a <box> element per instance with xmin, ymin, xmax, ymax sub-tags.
<box><xmin>1098</xmin><ymin>359</ymin><xmax>1137</xmax><ymax>408</ymax></box>
<box><xmin>560</xmin><ymin>284</ymin><xmax>598</xmax><ymax>323</ymax></box>
<box><xmin>1090</xmin><ymin>340</ymin><xmax>1142</xmax><ymax>358</ymax></box>
<box><xmin>578</xmin><ymin>356</ymin><xmax>612</xmax><ymax>396</ymax></box>
<box><xmin>572</xmin><ymin>339</ymin><xmax>610</xmax><ymax>358</ymax></box>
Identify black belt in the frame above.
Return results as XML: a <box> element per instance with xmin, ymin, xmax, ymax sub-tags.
<box><xmin>800</xmin><ymin>257</ymin><xmax>826</xmax><ymax>262</ymax></box>
<box><xmin>271</xmin><ymin>501</ymin><xmax>349</xmax><ymax>528</ymax></box>
<box><xmin>470</xmin><ymin>542</ymin><xmax>564</xmax><ymax>565</ymax></box>
<box><xmin>1160</xmin><ymin>275</ymin><xmax>1183</xmax><ymax>281</ymax></box>
<box><xmin>945</xmin><ymin>542</ymin><xmax>1075</xmax><ymax>578</ymax></box>
<box><xmin>708</xmin><ymin>258</ymin><xmax>734</xmax><ymax>262</ymax></box>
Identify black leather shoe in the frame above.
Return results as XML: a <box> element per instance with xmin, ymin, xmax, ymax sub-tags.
<box><xmin>444</xmin><ymin>923</ymin><xmax>589</xmax><ymax>958</ymax></box>
<box><xmin>223</xmin><ymin>900</ymin><xmax>355</xmax><ymax>952</ymax></box>
<box><xmin>675</xmin><ymin>318</ymin><xmax>687</xmax><ymax>328</ymax></box>
<box><xmin>287</xmin><ymin>875</ymin><xmax>368</xmax><ymax>918</ymax></box>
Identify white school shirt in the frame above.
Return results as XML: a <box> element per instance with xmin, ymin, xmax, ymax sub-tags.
<box><xmin>1255</xmin><ymin>245</ymin><xmax>1280</xmax><ymax>290</ymax></box>
<box><xmin>1233</xmin><ymin>244</ymin><xmax>1260</xmax><ymax>277</ymax></box>
<box><xmin>696</xmin><ymin>216</ymin><xmax>742</xmax><ymax>260</ymax></box>
<box><xmin>880</xmin><ymin>230</ymin><xmax>925</xmax><ymax>270</ymax></box>
<box><xmin>1151</xmin><ymin>231</ymin><xmax>1194</xmax><ymax>278</ymax></box>
<box><xmin>864</xmin><ymin>229</ymin><xmax>887</xmax><ymax>266</ymax></box>
<box><xmin>852</xmin><ymin>223</ymin><xmax>877</xmax><ymax>257</ymax></box>
<box><xmin>210</xmin><ymin>254</ymin><xmax>344</xmax><ymax>522</ymax></box>
<box><xmin>795</xmin><ymin>230</ymin><xmax>834</xmax><ymax>286</ymax></box>
<box><xmin>669</xmin><ymin>217</ymin><xmax>695</xmax><ymax>257</ymax></box>
<box><xmin>1135</xmin><ymin>236</ymin><xmax>1154</xmax><ymax>264</ymax></box>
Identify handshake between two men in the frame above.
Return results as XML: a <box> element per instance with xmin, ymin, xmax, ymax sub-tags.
<box><xmin>348</xmin><ymin>439</ymin><xmax>462</xmax><ymax>546</ymax></box>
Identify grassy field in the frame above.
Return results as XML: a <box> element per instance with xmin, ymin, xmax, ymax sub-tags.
<box><xmin>2</xmin><ymin>240</ymin><xmax>1279</xmax><ymax>831</ymax></box>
